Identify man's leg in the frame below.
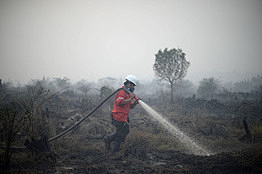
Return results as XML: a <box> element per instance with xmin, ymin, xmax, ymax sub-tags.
<box><xmin>104</xmin><ymin>113</ymin><xmax>130</xmax><ymax>152</ymax></box>
<box><xmin>104</xmin><ymin>121</ymin><xmax>125</xmax><ymax>151</ymax></box>
<box><xmin>112</xmin><ymin>122</ymin><xmax>129</xmax><ymax>152</ymax></box>
<box><xmin>104</xmin><ymin>113</ymin><xmax>118</xmax><ymax>151</ymax></box>
<box><xmin>112</xmin><ymin>141</ymin><xmax>121</xmax><ymax>152</ymax></box>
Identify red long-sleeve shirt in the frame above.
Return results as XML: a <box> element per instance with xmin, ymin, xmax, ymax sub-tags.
<box><xmin>112</xmin><ymin>87</ymin><xmax>133</xmax><ymax>122</ymax></box>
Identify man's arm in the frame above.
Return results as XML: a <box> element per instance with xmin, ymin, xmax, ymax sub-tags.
<box><xmin>123</xmin><ymin>93</ymin><xmax>135</xmax><ymax>104</ymax></box>
<box><xmin>115</xmin><ymin>92</ymin><xmax>135</xmax><ymax>106</ymax></box>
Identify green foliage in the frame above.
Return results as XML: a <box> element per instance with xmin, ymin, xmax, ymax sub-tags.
<box><xmin>197</xmin><ymin>77</ymin><xmax>220</xmax><ymax>98</ymax></box>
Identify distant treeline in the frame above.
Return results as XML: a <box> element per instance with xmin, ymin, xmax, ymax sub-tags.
<box><xmin>0</xmin><ymin>75</ymin><xmax>261</xmax><ymax>100</ymax></box>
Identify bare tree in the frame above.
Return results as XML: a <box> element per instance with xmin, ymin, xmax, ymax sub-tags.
<box><xmin>0</xmin><ymin>82</ymin><xmax>58</xmax><ymax>172</ymax></box>
<box><xmin>0</xmin><ymin>102</ymin><xmax>26</xmax><ymax>171</ymax></box>
<box><xmin>153</xmin><ymin>48</ymin><xmax>190</xmax><ymax>103</ymax></box>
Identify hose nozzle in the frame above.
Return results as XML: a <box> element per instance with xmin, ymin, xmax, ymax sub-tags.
<box><xmin>134</xmin><ymin>96</ymin><xmax>141</xmax><ymax>102</ymax></box>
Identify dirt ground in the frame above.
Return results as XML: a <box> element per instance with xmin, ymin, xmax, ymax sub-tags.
<box><xmin>52</xmin><ymin>140</ymin><xmax>262</xmax><ymax>174</ymax></box>
<box><xmin>7</xmin><ymin>137</ymin><xmax>262</xmax><ymax>174</ymax></box>
<box><xmin>6</xmin><ymin>115</ymin><xmax>262</xmax><ymax>174</ymax></box>
<box><xmin>2</xmin><ymin>96</ymin><xmax>262</xmax><ymax>173</ymax></box>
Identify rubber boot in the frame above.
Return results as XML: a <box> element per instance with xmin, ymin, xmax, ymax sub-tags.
<box><xmin>103</xmin><ymin>135</ymin><xmax>113</xmax><ymax>152</ymax></box>
<box><xmin>112</xmin><ymin>141</ymin><xmax>121</xmax><ymax>152</ymax></box>
<box><xmin>111</xmin><ymin>141</ymin><xmax>122</xmax><ymax>160</ymax></box>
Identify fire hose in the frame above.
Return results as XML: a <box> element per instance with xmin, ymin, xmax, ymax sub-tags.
<box><xmin>48</xmin><ymin>87</ymin><xmax>137</xmax><ymax>142</ymax></box>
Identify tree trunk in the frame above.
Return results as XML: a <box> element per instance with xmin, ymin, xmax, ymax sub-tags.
<box><xmin>170</xmin><ymin>82</ymin><xmax>174</xmax><ymax>103</ymax></box>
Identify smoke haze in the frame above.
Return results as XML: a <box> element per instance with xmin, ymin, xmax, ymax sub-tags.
<box><xmin>0</xmin><ymin>0</ymin><xmax>262</xmax><ymax>84</ymax></box>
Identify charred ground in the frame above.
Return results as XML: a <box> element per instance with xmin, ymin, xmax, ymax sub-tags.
<box><xmin>1</xmin><ymin>82</ymin><xmax>262</xmax><ymax>173</ymax></box>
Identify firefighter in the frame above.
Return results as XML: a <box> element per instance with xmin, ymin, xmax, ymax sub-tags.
<box><xmin>104</xmin><ymin>75</ymin><xmax>139</xmax><ymax>153</ymax></box>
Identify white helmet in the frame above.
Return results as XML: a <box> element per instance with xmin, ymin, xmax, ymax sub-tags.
<box><xmin>125</xmin><ymin>75</ymin><xmax>137</xmax><ymax>86</ymax></box>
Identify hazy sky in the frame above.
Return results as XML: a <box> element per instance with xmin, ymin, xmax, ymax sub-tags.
<box><xmin>0</xmin><ymin>0</ymin><xmax>262</xmax><ymax>84</ymax></box>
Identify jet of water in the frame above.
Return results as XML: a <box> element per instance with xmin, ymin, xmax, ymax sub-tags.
<box><xmin>139</xmin><ymin>100</ymin><xmax>212</xmax><ymax>156</ymax></box>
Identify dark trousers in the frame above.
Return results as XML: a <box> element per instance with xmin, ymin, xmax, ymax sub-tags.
<box><xmin>109</xmin><ymin>113</ymin><xmax>129</xmax><ymax>143</ymax></box>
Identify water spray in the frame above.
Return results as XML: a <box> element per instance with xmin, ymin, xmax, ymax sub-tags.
<box><xmin>123</xmin><ymin>89</ymin><xmax>211</xmax><ymax>156</ymax></box>
<box><xmin>139</xmin><ymin>100</ymin><xmax>211</xmax><ymax>156</ymax></box>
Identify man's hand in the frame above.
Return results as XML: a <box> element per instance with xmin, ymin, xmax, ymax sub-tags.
<box><xmin>134</xmin><ymin>96</ymin><xmax>141</xmax><ymax>102</ymax></box>
<box><xmin>131</xmin><ymin>100</ymin><xmax>138</xmax><ymax>109</ymax></box>
<box><xmin>130</xmin><ymin>93</ymin><xmax>136</xmax><ymax>99</ymax></box>
<box><xmin>123</xmin><ymin>93</ymin><xmax>136</xmax><ymax>104</ymax></box>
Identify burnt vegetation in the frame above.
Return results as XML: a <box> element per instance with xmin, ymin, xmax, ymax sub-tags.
<box><xmin>0</xmin><ymin>75</ymin><xmax>262</xmax><ymax>173</ymax></box>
